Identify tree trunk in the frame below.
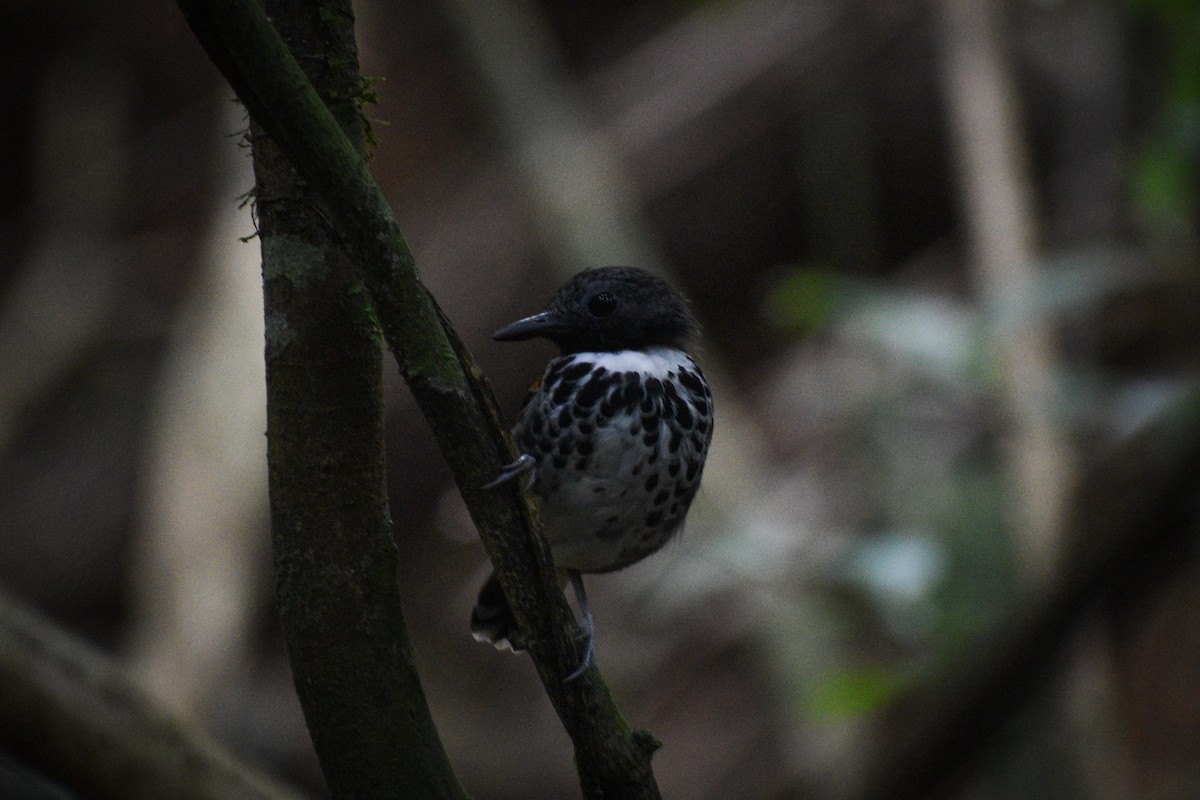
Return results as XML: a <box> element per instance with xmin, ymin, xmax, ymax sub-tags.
<box><xmin>251</xmin><ymin>1</ymin><xmax>466</xmax><ymax>797</ymax></box>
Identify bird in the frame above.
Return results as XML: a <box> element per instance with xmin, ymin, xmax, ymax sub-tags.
<box><xmin>473</xmin><ymin>266</ymin><xmax>713</xmax><ymax>680</ymax></box>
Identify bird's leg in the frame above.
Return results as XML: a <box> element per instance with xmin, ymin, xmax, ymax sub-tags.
<box><xmin>564</xmin><ymin>569</ymin><xmax>595</xmax><ymax>682</ymax></box>
<box><xmin>482</xmin><ymin>453</ymin><xmax>537</xmax><ymax>490</ymax></box>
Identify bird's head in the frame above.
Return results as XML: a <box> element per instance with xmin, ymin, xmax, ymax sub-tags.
<box><xmin>493</xmin><ymin>267</ymin><xmax>698</xmax><ymax>354</ymax></box>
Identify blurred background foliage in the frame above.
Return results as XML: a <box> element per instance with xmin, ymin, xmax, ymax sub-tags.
<box><xmin>0</xmin><ymin>0</ymin><xmax>1198</xmax><ymax>798</ymax></box>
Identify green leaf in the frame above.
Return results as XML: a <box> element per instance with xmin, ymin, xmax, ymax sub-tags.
<box><xmin>762</xmin><ymin>265</ymin><xmax>862</xmax><ymax>332</ymax></box>
<box><xmin>806</xmin><ymin>665</ymin><xmax>907</xmax><ymax>720</ymax></box>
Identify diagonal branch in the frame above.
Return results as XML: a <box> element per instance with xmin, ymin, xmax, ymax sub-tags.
<box><xmin>0</xmin><ymin>589</ymin><xmax>306</xmax><ymax>800</ymax></box>
<box><xmin>174</xmin><ymin>0</ymin><xmax>662</xmax><ymax>796</ymax></box>
<box><xmin>836</xmin><ymin>390</ymin><xmax>1200</xmax><ymax>800</ymax></box>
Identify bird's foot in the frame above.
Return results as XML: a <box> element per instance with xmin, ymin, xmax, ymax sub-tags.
<box><xmin>483</xmin><ymin>453</ymin><xmax>537</xmax><ymax>490</ymax></box>
<box><xmin>564</xmin><ymin>570</ymin><xmax>595</xmax><ymax>682</ymax></box>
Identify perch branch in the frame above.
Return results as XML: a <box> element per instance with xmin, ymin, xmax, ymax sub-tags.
<box><xmin>174</xmin><ymin>0</ymin><xmax>663</xmax><ymax>796</ymax></box>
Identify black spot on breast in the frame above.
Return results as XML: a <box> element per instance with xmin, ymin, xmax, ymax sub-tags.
<box><xmin>644</xmin><ymin>474</ymin><xmax>658</xmax><ymax>491</ymax></box>
<box><xmin>551</xmin><ymin>381</ymin><xmax>572</xmax><ymax>404</ymax></box>
<box><xmin>557</xmin><ymin>407</ymin><xmax>573</xmax><ymax>427</ymax></box>
<box><xmin>696</xmin><ymin>418</ymin><xmax>709</xmax><ymax>434</ymax></box>
<box><xmin>605</xmin><ymin>515</ymin><xmax>619</xmax><ymax>525</ymax></box>
<box><xmin>574</xmin><ymin>458</ymin><xmax>589</xmax><ymax>471</ymax></box>
<box><xmin>678</xmin><ymin>368</ymin><xmax>706</xmax><ymax>396</ymax></box>
<box><xmin>557</xmin><ymin>439</ymin><xmax>573</xmax><ymax>456</ymax></box>
<box><xmin>545</xmin><ymin>360</ymin><xmax>567</xmax><ymax>383</ymax></box>
<box><xmin>668</xmin><ymin>430</ymin><xmax>682</xmax><ymax>453</ymax></box>
<box><xmin>623</xmin><ymin>373</ymin><xmax>642</xmax><ymax>402</ymax></box>
<box><xmin>663</xmin><ymin>381</ymin><xmax>681</xmax><ymax>403</ymax></box>
<box><xmin>690</xmin><ymin>432</ymin><xmax>705</xmax><ymax>449</ymax></box>
<box><xmin>669</xmin><ymin>501</ymin><xmax>680</xmax><ymax>514</ymax></box>
<box><xmin>593</xmin><ymin>485</ymin><xmax>606</xmax><ymax>493</ymax></box>
<box><xmin>578</xmin><ymin>421</ymin><xmax>595</xmax><ymax>435</ymax></box>
<box><xmin>667</xmin><ymin>462</ymin><xmax>680</xmax><ymax>477</ymax></box>
<box><xmin>632</xmin><ymin>463</ymin><xmax>643</xmax><ymax>476</ymax></box>
<box><xmin>552</xmin><ymin>456</ymin><xmax>567</xmax><ymax>469</ymax></box>
<box><xmin>576</xmin><ymin>372</ymin><xmax>610</xmax><ymax>407</ymax></box>
<box><xmin>577</xmin><ymin>439</ymin><xmax>594</xmax><ymax>456</ymax></box>
<box><xmin>672</xmin><ymin>399</ymin><xmax>694</xmax><ymax>429</ymax></box>
<box><xmin>563</xmin><ymin>361</ymin><xmax>593</xmax><ymax>381</ymax></box>
<box><xmin>654</xmin><ymin>489</ymin><xmax>670</xmax><ymax>506</ymax></box>
<box><xmin>674</xmin><ymin>483</ymin><xmax>691</xmax><ymax>498</ymax></box>
<box><xmin>537</xmin><ymin>439</ymin><xmax>554</xmax><ymax>454</ymax></box>
<box><xmin>641</xmin><ymin>410</ymin><xmax>660</xmax><ymax>432</ymax></box>
<box><xmin>686</xmin><ymin>459</ymin><xmax>700</xmax><ymax>481</ymax></box>
<box><xmin>642</xmin><ymin>432</ymin><xmax>659</xmax><ymax>447</ymax></box>
<box><xmin>645</xmin><ymin>377</ymin><xmax>664</xmax><ymax>398</ymax></box>
<box><xmin>645</xmin><ymin>510</ymin><xmax>663</xmax><ymax>527</ymax></box>
<box><xmin>530</xmin><ymin>416</ymin><xmax>545</xmax><ymax>434</ymax></box>
<box><xmin>647</xmin><ymin>450</ymin><xmax>659</xmax><ymax>464</ymax></box>
<box><xmin>629</xmin><ymin>422</ymin><xmax>640</xmax><ymax>435</ymax></box>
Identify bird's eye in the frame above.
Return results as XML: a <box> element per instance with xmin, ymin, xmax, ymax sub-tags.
<box><xmin>587</xmin><ymin>291</ymin><xmax>618</xmax><ymax>317</ymax></box>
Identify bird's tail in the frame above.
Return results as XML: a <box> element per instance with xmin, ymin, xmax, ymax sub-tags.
<box><xmin>470</xmin><ymin>572</ymin><xmax>523</xmax><ymax>651</ymax></box>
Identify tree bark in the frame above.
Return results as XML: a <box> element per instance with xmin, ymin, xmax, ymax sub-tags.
<box><xmin>248</xmin><ymin>1</ymin><xmax>466</xmax><ymax>798</ymax></box>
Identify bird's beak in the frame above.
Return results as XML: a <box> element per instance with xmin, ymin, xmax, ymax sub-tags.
<box><xmin>493</xmin><ymin>310</ymin><xmax>563</xmax><ymax>341</ymax></box>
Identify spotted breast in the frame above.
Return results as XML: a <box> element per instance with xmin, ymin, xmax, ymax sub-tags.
<box><xmin>516</xmin><ymin>346</ymin><xmax>713</xmax><ymax>572</ymax></box>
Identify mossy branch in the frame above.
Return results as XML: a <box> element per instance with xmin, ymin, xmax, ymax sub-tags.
<box><xmin>175</xmin><ymin>0</ymin><xmax>662</xmax><ymax>796</ymax></box>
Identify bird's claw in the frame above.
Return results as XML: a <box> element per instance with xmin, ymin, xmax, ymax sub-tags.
<box><xmin>564</xmin><ymin>636</ymin><xmax>594</xmax><ymax>683</ymax></box>
<box><xmin>483</xmin><ymin>453</ymin><xmax>537</xmax><ymax>490</ymax></box>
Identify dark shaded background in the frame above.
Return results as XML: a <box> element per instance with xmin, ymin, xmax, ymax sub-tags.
<box><xmin>1</xmin><ymin>0</ymin><xmax>1198</xmax><ymax>798</ymax></box>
